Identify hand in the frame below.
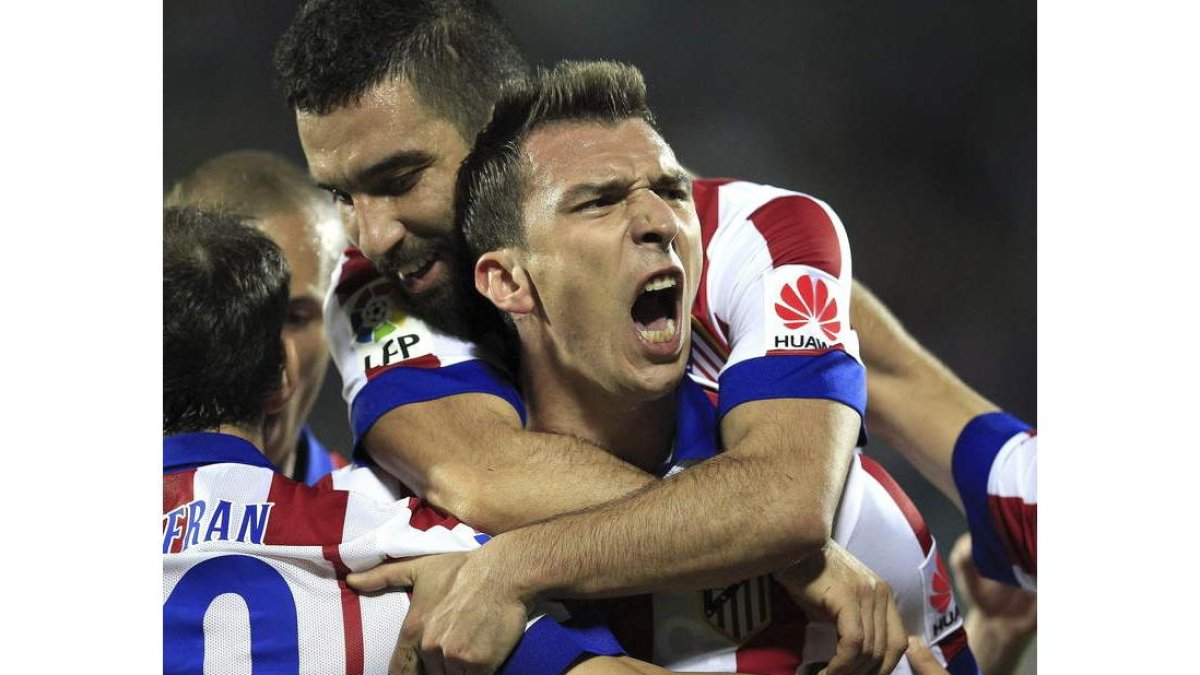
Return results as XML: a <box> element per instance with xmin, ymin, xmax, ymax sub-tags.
<box><xmin>949</xmin><ymin>534</ymin><xmax>1036</xmax><ymax>675</ymax></box>
<box><xmin>347</xmin><ymin>551</ymin><xmax>530</xmax><ymax>675</ymax></box>
<box><xmin>772</xmin><ymin>541</ymin><xmax>907</xmax><ymax>675</ymax></box>
<box><xmin>949</xmin><ymin>534</ymin><xmax>1037</xmax><ymax>636</ymax></box>
<box><xmin>905</xmin><ymin>636</ymin><xmax>950</xmax><ymax>675</ymax></box>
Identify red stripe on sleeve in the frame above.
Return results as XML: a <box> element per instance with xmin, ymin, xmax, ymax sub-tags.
<box><xmin>988</xmin><ymin>495</ymin><xmax>1037</xmax><ymax>576</ymax></box>
<box><xmin>747</xmin><ymin>195</ymin><xmax>842</xmax><ymax>277</ymax></box>
<box><xmin>334</xmin><ymin>248</ymin><xmax>381</xmax><ymax>302</ymax></box>
<box><xmin>859</xmin><ymin>456</ymin><xmax>934</xmax><ymax>554</ymax></box>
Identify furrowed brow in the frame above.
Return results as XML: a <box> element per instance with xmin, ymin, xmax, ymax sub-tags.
<box><xmin>557</xmin><ymin>179</ymin><xmax>630</xmax><ymax>210</ymax></box>
<box><xmin>651</xmin><ymin>170</ymin><xmax>693</xmax><ymax>193</ymax></box>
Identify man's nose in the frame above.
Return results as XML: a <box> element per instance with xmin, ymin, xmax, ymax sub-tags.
<box><xmin>354</xmin><ymin>195</ymin><xmax>406</xmax><ymax>263</ymax></box>
<box><xmin>630</xmin><ymin>191</ymin><xmax>679</xmax><ymax>250</ymax></box>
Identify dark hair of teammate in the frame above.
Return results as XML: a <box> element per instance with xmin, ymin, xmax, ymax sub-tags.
<box><xmin>457</xmin><ymin>60</ymin><xmax>658</xmax><ymax>259</ymax></box>
<box><xmin>273</xmin><ymin>0</ymin><xmax>529</xmax><ymax>141</ymax></box>
<box><xmin>164</xmin><ymin>207</ymin><xmax>291</xmax><ymax>435</ymax></box>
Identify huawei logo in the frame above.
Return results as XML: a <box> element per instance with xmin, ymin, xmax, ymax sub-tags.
<box><xmin>775</xmin><ymin>275</ymin><xmax>840</xmax><ymax>340</ymax></box>
<box><xmin>930</xmin><ymin>555</ymin><xmax>952</xmax><ymax>613</ymax></box>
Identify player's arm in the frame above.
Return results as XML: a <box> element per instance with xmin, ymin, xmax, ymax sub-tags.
<box><xmin>850</xmin><ymin>280</ymin><xmax>998</xmax><ymax>509</ymax></box>
<box><xmin>852</xmin><ymin>280</ymin><xmax>1037</xmax><ymax>589</ymax></box>
<box><xmin>364</xmin><ymin>393</ymin><xmax>653</xmax><ymax>534</ymax></box>
<box><xmin>328</xmin><ymin>248</ymin><xmax>654</xmax><ymax>533</ymax></box>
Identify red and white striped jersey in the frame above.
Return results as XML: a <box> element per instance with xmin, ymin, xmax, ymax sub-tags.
<box><xmin>952</xmin><ymin>412</ymin><xmax>1037</xmax><ymax>591</ymax></box>
<box><xmin>686</xmin><ymin>179</ymin><xmax>864</xmax><ymax>421</ymax></box>
<box><xmin>163</xmin><ymin>432</ymin><xmax>622</xmax><ymax>674</ymax></box>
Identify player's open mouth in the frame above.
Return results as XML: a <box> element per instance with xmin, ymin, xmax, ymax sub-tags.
<box><xmin>396</xmin><ymin>251</ymin><xmax>444</xmax><ymax>295</ymax></box>
<box><xmin>631</xmin><ymin>269</ymin><xmax>683</xmax><ymax>350</ymax></box>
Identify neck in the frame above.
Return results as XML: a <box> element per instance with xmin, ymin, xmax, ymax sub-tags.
<box><xmin>518</xmin><ymin>341</ymin><xmax>677</xmax><ymax>473</ymax></box>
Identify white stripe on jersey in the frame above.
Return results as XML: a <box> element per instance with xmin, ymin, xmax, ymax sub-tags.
<box><xmin>697</xmin><ymin>181</ymin><xmax>861</xmax><ymax>375</ymax></box>
<box><xmin>989</xmin><ymin>432</ymin><xmax>1037</xmax><ymax>503</ymax></box>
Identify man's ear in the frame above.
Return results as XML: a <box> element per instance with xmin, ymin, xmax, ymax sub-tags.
<box><xmin>264</xmin><ymin>336</ymin><xmax>299</xmax><ymax>415</ymax></box>
<box><xmin>476</xmin><ymin>249</ymin><xmax>534</xmax><ymax>315</ymax></box>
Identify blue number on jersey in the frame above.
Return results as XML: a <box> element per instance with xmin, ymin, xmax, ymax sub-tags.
<box><xmin>164</xmin><ymin>555</ymin><xmax>300</xmax><ymax>674</ymax></box>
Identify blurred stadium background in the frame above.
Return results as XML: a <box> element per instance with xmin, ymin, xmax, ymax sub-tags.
<box><xmin>166</xmin><ymin>1</ymin><xmax>1035</xmax><ymax>670</ymax></box>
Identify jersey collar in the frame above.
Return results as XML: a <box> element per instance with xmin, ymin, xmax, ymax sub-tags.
<box><xmin>163</xmin><ymin>432</ymin><xmax>276</xmax><ymax>475</ymax></box>
<box><xmin>655</xmin><ymin>378</ymin><xmax>721</xmax><ymax>476</ymax></box>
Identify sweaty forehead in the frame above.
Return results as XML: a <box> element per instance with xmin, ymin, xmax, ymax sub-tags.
<box><xmin>523</xmin><ymin>119</ymin><xmax>680</xmax><ymax>190</ymax></box>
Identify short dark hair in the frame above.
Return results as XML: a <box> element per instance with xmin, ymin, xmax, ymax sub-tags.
<box><xmin>457</xmin><ymin>60</ymin><xmax>657</xmax><ymax>259</ymax></box>
<box><xmin>164</xmin><ymin>207</ymin><xmax>291</xmax><ymax>435</ymax></box>
<box><xmin>274</xmin><ymin>0</ymin><xmax>529</xmax><ymax>141</ymax></box>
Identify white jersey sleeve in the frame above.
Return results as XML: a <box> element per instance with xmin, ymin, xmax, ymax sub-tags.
<box><xmin>689</xmin><ymin>180</ymin><xmax>865</xmax><ymax>422</ymax></box>
<box><xmin>324</xmin><ymin>249</ymin><xmax>524</xmax><ymax>450</ymax></box>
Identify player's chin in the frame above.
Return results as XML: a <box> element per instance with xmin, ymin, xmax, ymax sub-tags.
<box><xmin>620</xmin><ymin>354</ymin><xmax>688</xmax><ymax>400</ymax></box>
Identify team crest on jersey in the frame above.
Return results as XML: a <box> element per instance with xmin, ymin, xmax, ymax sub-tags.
<box><xmin>701</xmin><ymin>575</ymin><xmax>772</xmax><ymax>643</ymax></box>
<box><xmin>920</xmin><ymin>546</ymin><xmax>962</xmax><ymax>643</ymax></box>
<box><xmin>765</xmin><ymin>266</ymin><xmax>846</xmax><ymax>356</ymax></box>
<box><xmin>344</xmin><ymin>278</ymin><xmax>439</xmax><ymax>378</ymax></box>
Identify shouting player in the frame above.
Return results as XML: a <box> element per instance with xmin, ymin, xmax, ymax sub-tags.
<box><xmin>350</xmin><ymin>60</ymin><xmax>978</xmax><ymax>675</ymax></box>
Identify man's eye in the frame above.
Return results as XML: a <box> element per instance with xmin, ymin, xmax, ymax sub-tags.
<box><xmin>655</xmin><ymin>187</ymin><xmax>690</xmax><ymax>202</ymax></box>
<box><xmin>576</xmin><ymin>195</ymin><xmax>621</xmax><ymax>211</ymax></box>
<box><xmin>286</xmin><ymin>305</ymin><xmax>317</xmax><ymax>327</ymax></box>
<box><xmin>383</xmin><ymin>170</ymin><xmax>422</xmax><ymax>197</ymax></box>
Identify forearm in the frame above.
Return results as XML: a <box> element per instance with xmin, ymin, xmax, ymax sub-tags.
<box><xmin>851</xmin><ymin>280</ymin><xmax>996</xmax><ymax>507</ymax></box>
<box><xmin>364</xmin><ymin>396</ymin><xmax>654</xmax><ymax>533</ymax></box>
<box><xmin>484</xmin><ymin>400</ymin><xmax>859</xmax><ymax>601</ymax></box>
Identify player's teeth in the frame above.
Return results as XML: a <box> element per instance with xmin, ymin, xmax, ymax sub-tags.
<box><xmin>398</xmin><ymin>255</ymin><xmax>435</xmax><ymax>278</ymax></box>
<box><xmin>643</xmin><ymin>275</ymin><xmax>677</xmax><ymax>293</ymax></box>
<box><xmin>636</xmin><ymin>318</ymin><xmax>677</xmax><ymax>343</ymax></box>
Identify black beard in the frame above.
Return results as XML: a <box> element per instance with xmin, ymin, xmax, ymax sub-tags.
<box><xmin>386</xmin><ymin>237</ymin><xmax>517</xmax><ymax>372</ymax></box>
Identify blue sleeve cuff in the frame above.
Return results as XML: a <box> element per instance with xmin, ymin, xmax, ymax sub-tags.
<box><xmin>717</xmin><ymin>352</ymin><xmax>866</xmax><ymax>444</ymax></box>
<box><xmin>500</xmin><ymin>613</ymin><xmax>624</xmax><ymax>674</ymax></box>
<box><xmin>349</xmin><ymin>360</ymin><xmax>526</xmax><ymax>460</ymax></box>
<box><xmin>951</xmin><ymin>411</ymin><xmax>1031</xmax><ymax>586</ymax></box>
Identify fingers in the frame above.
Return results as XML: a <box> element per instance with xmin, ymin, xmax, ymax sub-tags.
<box><xmin>877</xmin><ymin>582</ymin><xmax>907</xmax><ymax>675</ymax></box>
<box><xmin>347</xmin><ymin>558</ymin><xmax>421</xmax><ymax>593</ymax></box>
<box><xmin>905</xmin><ymin>636</ymin><xmax>950</xmax><ymax>675</ymax></box>
<box><xmin>822</xmin><ymin>588</ymin><xmax>867</xmax><ymax>675</ymax></box>
<box><xmin>859</xmin><ymin>581</ymin><xmax>876</xmax><ymax>671</ymax></box>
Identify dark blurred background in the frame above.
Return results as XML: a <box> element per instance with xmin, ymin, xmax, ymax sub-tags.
<box><xmin>165</xmin><ymin>2</ymin><xmax>1034</xmax><ymax>663</ymax></box>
